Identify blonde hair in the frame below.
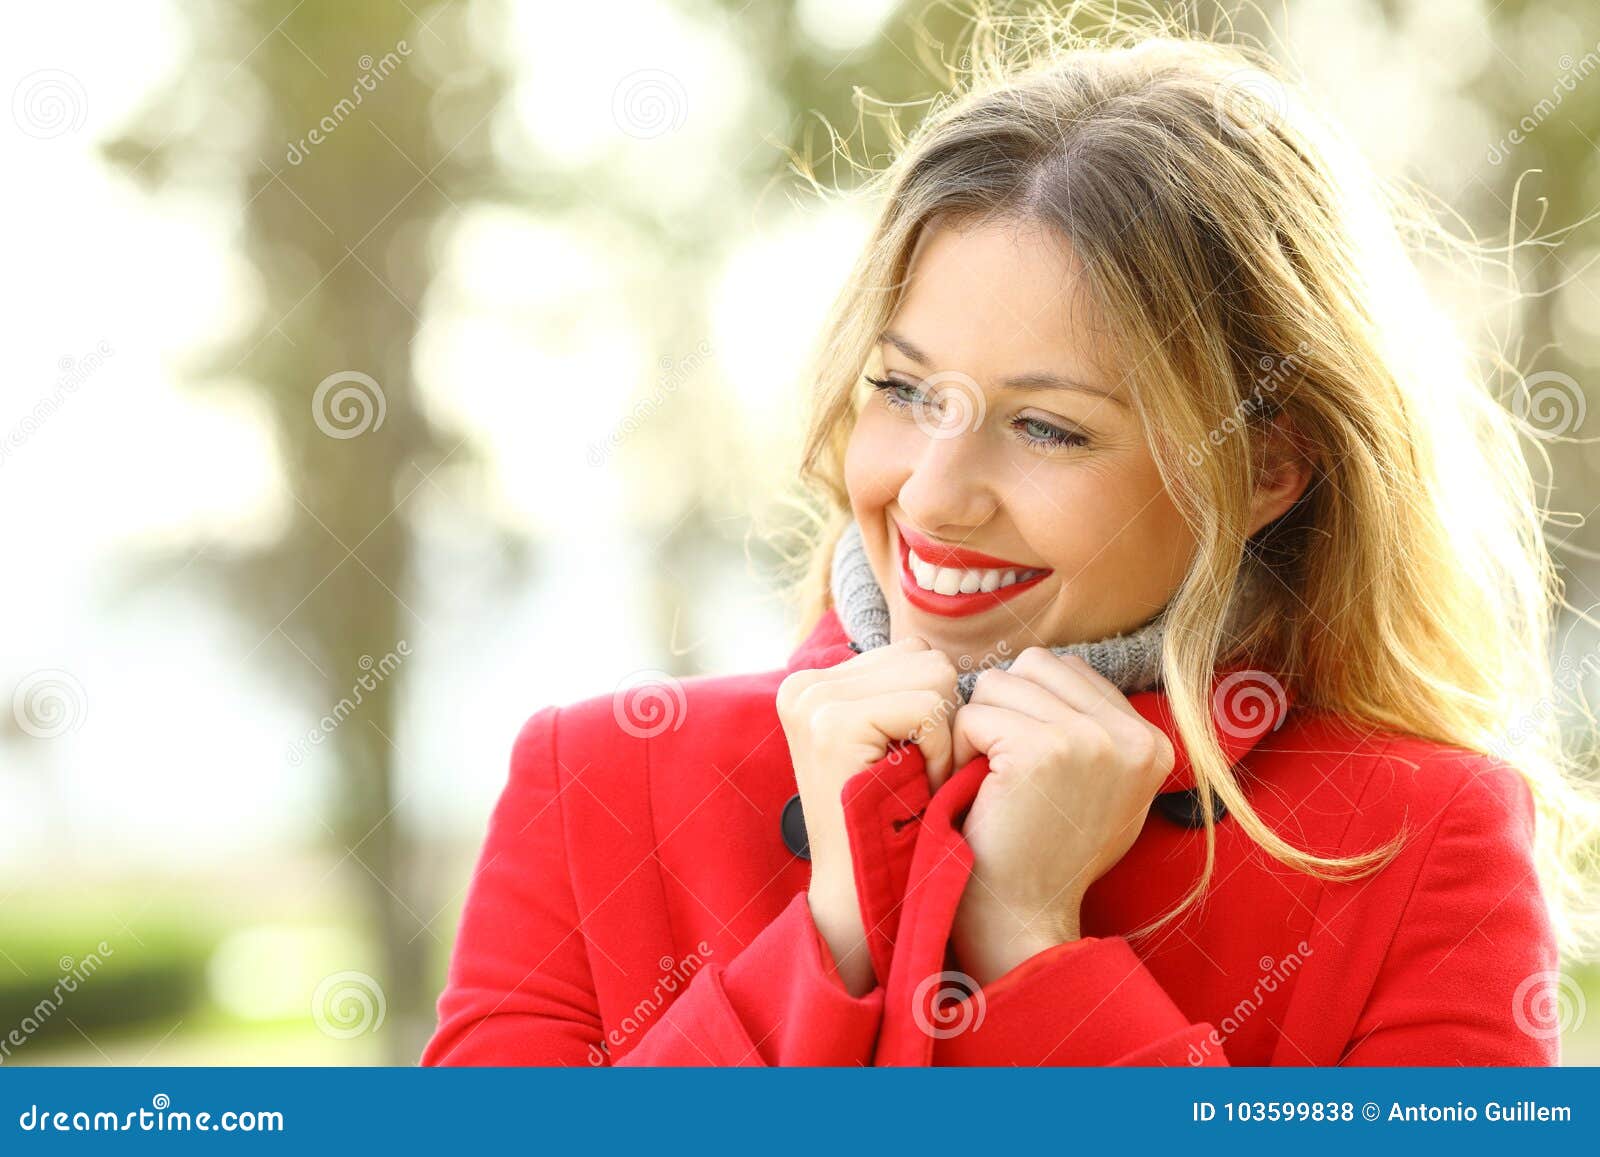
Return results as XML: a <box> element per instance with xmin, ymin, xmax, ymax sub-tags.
<box><xmin>778</xmin><ymin>1</ymin><xmax>1600</xmax><ymax>960</ymax></box>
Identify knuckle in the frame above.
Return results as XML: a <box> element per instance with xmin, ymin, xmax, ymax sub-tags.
<box><xmin>1116</xmin><ymin>723</ymin><xmax>1173</xmax><ymax>779</ymax></box>
<box><xmin>810</xmin><ymin>699</ymin><xmax>847</xmax><ymax>733</ymax></box>
<box><xmin>925</xmin><ymin>692</ymin><xmax>958</xmax><ymax>729</ymax></box>
<box><xmin>971</xmin><ymin>665</ymin><xmax>1001</xmax><ymax>694</ymax></box>
<box><xmin>1041</xmin><ymin>731</ymin><xmax>1074</xmax><ymax>766</ymax></box>
<box><xmin>1150</xmin><ymin>729</ymin><xmax>1176</xmax><ymax>775</ymax></box>
<box><xmin>900</xmin><ymin>647</ymin><xmax>951</xmax><ymax>687</ymax></box>
<box><xmin>925</xmin><ymin>649</ymin><xmax>959</xmax><ymax>683</ymax></box>
<box><xmin>1065</xmin><ymin>717</ymin><xmax>1112</xmax><ymax>758</ymax></box>
<box><xmin>1126</xmin><ymin>728</ymin><xmax>1161</xmax><ymax>770</ymax></box>
<box><xmin>777</xmin><ymin>669</ymin><xmax>820</xmax><ymax>713</ymax></box>
<box><xmin>791</xmin><ymin>676</ymin><xmax>835</xmax><ymax>716</ymax></box>
<box><xmin>1014</xmin><ymin>646</ymin><xmax>1054</xmax><ymax>670</ymax></box>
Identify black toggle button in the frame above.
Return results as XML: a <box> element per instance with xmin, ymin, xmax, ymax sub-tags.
<box><xmin>1153</xmin><ymin>787</ymin><xmax>1229</xmax><ymax>828</ymax></box>
<box><xmin>781</xmin><ymin>792</ymin><xmax>810</xmax><ymax>859</ymax></box>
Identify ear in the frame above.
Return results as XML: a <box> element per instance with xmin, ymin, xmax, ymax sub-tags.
<box><xmin>1247</xmin><ymin>412</ymin><xmax>1314</xmax><ymax>537</ymax></box>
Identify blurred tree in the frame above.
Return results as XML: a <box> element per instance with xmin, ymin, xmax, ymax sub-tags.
<box><xmin>102</xmin><ymin>0</ymin><xmax>507</xmax><ymax>1061</ymax></box>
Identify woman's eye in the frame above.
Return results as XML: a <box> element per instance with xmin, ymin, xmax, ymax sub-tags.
<box><xmin>865</xmin><ymin>375</ymin><xmax>1088</xmax><ymax>451</ymax></box>
<box><xmin>864</xmin><ymin>374</ymin><xmax>925</xmax><ymax>409</ymax></box>
<box><xmin>1014</xmin><ymin>415</ymin><xmax>1089</xmax><ymax>450</ymax></box>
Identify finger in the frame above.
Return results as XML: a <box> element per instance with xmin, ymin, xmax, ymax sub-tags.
<box><xmin>965</xmin><ymin>663</ymin><xmax>1160</xmax><ymax>780</ymax></box>
<box><xmin>951</xmin><ymin>701</ymin><xmax>1033</xmax><ymax>771</ymax></box>
<box><xmin>845</xmin><ymin>635</ymin><xmax>928</xmax><ymax>664</ymax></box>
<box><xmin>844</xmin><ymin>689</ymin><xmax>956</xmax><ymax>789</ymax></box>
<box><xmin>811</xmin><ymin>648</ymin><xmax>957</xmax><ymax>705</ymax></box>
<box><xmin>1008</xmin><ymin>649</ymin><xmax>1143</xmax><ymax>723</ymax></box>
<box><xmin>908</xmin><ymin>706</ymin><xmax>956</xmax><ymax>791</ymax></box>
<box><xmin>1009</xmin><ymin>654</ymin><xmax>1163</xmax><ymax>769</ymax></box>
<box><xmin>1058</xmin><ymin>653</ymin><xmax>1146</xmax><ymax>722</ymax></box>
<box><xmin>967</xmin><ymin>666</ymin><xmax>1081</xmax><ymax>726</ymax></box>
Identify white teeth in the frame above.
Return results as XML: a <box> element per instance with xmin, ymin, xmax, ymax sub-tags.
<box><xmin>907</xmin><ymin>547</ymin><xmax>1044</xmax><ymax>595</ymax></box>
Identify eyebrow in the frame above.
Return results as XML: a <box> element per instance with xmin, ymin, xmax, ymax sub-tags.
<box><xmin>878</xmin><ymin>330</ymin><xmax>1129</xmax><ymax>409</ymax></box>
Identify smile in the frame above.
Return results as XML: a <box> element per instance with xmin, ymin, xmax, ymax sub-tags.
<box><xmin>894</xmin><ymin>522</ymin><xmax>1052</xmax><ymax>618</ymax></box>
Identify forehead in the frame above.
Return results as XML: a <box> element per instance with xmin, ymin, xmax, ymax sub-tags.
<box><xmin>891</xmin><ymin>216</ymin><xmax>1111</xmax><ymax>381</ymax></box>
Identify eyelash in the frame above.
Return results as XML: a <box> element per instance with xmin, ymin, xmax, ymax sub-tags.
<box><xmin>863</xmin><ymin>375</ymin><xmax>1090</xmax><ymax>451</ymax></box>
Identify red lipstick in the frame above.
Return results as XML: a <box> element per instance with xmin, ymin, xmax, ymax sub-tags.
<box><xmin>894</xmin><ymin>521</ymin><xmax>1052</xmax><ymax>618</ymax></box>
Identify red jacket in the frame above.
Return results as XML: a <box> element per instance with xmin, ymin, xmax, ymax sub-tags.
<box><xmin>421</xmin><ymin>607</ymin><xmax>1559</xmax><ymax>1066</ymax></box>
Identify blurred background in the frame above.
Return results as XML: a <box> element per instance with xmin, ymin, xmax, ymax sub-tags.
<box><xmin>4</xmin><ymin>0</ymin><xmax>1599</xmax><ymax>1065</ymax></box>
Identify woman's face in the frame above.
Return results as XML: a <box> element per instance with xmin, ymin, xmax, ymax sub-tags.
<box><xmin>843</xmin><ymin>216</ymin><xmax>1199</xmax><ymax>665</ymax></box>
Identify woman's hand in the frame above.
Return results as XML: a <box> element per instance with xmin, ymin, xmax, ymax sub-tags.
<box><xmin>947</xmin><ymin>648</ymin><xmax>1175</xmax><ymax>986</ymax></box>
<box><xmin>776</xmin><ymin>636</ymin><xmax>960</xmax><ymax>995</ymax></box>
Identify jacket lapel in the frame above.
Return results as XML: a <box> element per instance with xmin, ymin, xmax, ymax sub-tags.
<box><xmin>785</xmin><ymin>608</ymin><xmax>1294</xmax><ymax>1066</ymax></box>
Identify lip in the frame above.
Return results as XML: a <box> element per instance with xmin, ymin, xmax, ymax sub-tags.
<box><xmin>893</xmin><ymin>521</ymin><xmax>1052</xmax><ymax>619</ymax></box>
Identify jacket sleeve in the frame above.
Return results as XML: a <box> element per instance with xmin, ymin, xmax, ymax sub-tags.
<box><xmin>1335</xmin><ymin>763</ymin><xmax>1560</xmax><ymax>1065</ymax></box>
<box><xmin>935</xmin><ymin>934</ymin><xmax>1226</xmax><ymax>1066</ymax></box>
<box><xmin>939</xmin><ymin>758</ymin><xmax>1560</xmax><ymax>1067</ymax></box>
<box><xmin>614</xmin><ymin>891</ymin><xmax>885</xmax><ymax>1066</ymax></box>
<box><xmin>421</xmin><ymin>705</ymin><xmax>884</xmax><ymax>1067</ymax></box>
<box><xmin>420</xmin><ymin>706</ymin><xmax>605</xmax><ymax>1066</ymax></box>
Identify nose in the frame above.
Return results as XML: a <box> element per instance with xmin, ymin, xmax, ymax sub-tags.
<box><xmin>895</xmin><ymin>420</ymin><xmax>1000</xmax><ymax>533</ymax></box>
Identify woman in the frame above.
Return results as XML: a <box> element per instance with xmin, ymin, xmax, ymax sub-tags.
<box><xmin>421</xmin><ymin>16</ymin><xmax>1600</xmax><ymax>1066</ymax></box>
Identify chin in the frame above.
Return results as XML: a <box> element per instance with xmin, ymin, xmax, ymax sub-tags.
<box><xmin>890</xmin><ymin>601</ymin><xmax>1023</xmax><ymax>658</ymax></box>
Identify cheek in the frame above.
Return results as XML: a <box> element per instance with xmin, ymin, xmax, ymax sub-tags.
<box><xmin>1096</xmin><ymin>469</ymin><xmax>1196</xmax><ymax>582</ymax></box>
<box><xmin>1037</xmin><ymin>457</ymin><xmax>1194</xmax><ymax>576</ymax></box>
<box><xmin>843</xmin><ymin>410</ymin><xmax>905</xmax><ymax>512</ymax></box>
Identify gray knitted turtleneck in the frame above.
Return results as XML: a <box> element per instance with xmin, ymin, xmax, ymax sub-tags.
<box><xmin>829</xmin><ymin>518</ymin><xmax>1173</xmax><ymax>702</ymax></box>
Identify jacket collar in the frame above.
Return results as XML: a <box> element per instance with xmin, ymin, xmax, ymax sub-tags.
<box><xmin>785</xmin><ymin>607</ymin><xmax>1291</xmax><ymax>795</ymax></box>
